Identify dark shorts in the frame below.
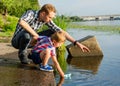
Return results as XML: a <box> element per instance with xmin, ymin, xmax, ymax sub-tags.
<box><xmin>28</xmin><ymin>52</ymin><xmax>42</xmax><ymax>64</ymax></box>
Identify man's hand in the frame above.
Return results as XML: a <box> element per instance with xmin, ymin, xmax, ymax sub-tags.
<box><xmin>76</xmin><ymin>42</ymin><xmax>90</xmax><ymax>52</ymax></box>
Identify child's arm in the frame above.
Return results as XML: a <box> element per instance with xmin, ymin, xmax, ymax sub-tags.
<box><xmin>30</xmin><ymin>38</ymin><xmax>37</xmax><ymax>46</ymax></box>
<box><xmin>51</xmin><ymin>56</ymin><xmax>64</xmax><ymax>78</ymax></box>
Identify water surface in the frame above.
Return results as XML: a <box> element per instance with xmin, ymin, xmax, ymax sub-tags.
<box><xmin>57</xmin><ymin>29</ymin><xmax>120</xmax><ymax>86</ymax></box>
<box><xmin>73</xmin><ymin>20</ymin><xmax>120</xmax><ymax>26</ymax></box>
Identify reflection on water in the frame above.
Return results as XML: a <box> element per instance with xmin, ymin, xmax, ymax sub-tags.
<box><xmin>63</xmin><ymin>29</ymin><xmax>120</xmax><ymax>86</ymax></box>
<box><xmin>67</xmin><ymin>56</ymin><xmax>103</xmax><ymax>74</ymax></box>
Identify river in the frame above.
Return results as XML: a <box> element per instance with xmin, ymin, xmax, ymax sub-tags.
<box><xmin>72</xmin><ymin>20</ymin><xmax>120</xmax><ymax>26</ymax></box>
<box><xmin>56</xmin><ymin>20</ymin><xmax>120</xmax><ymax>86</ymax></box>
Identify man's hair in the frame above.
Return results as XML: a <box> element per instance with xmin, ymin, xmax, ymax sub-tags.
<box><xmin>40</xmin><ymin>4</ymin><xmax>56</xmax><ymax>15</ymax></box>
<box><xmin>51</xmin><ymin>31</ymin><xmax>66</xmax><ymax>43</ymax></box>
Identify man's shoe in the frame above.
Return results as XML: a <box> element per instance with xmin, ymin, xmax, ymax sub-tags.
<box><xmin>19</xmin><ymin>56</ymin><xmax>30</xmax><ymax>64</ymax></box>
<box><xmin>39</xmin><ymin>64</ymin><xmax>53</xmax><ymax>72</ymax></box>
<box><xmin>21</xmin><ymin>60</ymin><xmax>30</xmax><ymax>64</ymax></box>
<box><xmin>19</xmin><ymin>52</ymin><xmax>30</xmax><ymax>64</ymax></box>
<box><xmin>28</xmin><ymin>53</ymin><xmax>32</xmax><ymax>59</ymax></box>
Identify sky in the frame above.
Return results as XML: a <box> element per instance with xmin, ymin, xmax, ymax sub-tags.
<box><xmin>39</xmin><ymin>0</ymin><xmax>120</xmax><ymax>16</ymax></box>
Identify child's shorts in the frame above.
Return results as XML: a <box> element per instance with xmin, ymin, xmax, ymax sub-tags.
<box><xmin>28</xmin><ymin>52</ymin><xmax>42</xmax><ymax>64</ymax></box>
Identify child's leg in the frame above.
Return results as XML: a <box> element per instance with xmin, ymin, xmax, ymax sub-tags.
<box><xmin>40</xmin><ymin>48</ymin><xmax>51</xmax><ymax>66</ymax></box>
<box><xmin>39</xmin><ymin>48</ymin><xmax>53</xmax><ymax>71</ymax></box>
<box><xmin>28</xmin><ymin>52</ymin><xmax>42</xmax><ymax>64</ymax></box>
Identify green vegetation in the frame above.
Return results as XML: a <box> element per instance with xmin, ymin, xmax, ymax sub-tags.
<box><xmin>56</xmin><ymin>45</ymin><xmax>67</xmax><ymax>72</ymax></box>
<box><xmin>68</xmin><ymin>23</ymin><xmax>120</xmax><ymax>34</ymax></box>
<box><xmin>53</xmin><ymin>15</ymin><xmax>69</xmax><ymax>30</ymax></box>
<box><xmin>0</xmin><ymin>14</ymin><xmax>18</xmax><ymax>36</ymax></box>
<box><xmin>0</xmin><ymin>0</ymin><xmax>39</xmax><ymax>17</ymax></box>
<box><xmin>55</xmin><ymin>15</ymin><xmax>83</xmax><ymax>22</ymax></box>
<box><xmin>0</xmin><ymin>0</ymin><xmax>39</xmax><ymax>37</ymax></box>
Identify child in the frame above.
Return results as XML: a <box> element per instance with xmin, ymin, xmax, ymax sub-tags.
<box><xmin>28</xmin><ymin>31</ymin><xmax>65</xmax><ymax>77</ymax></box>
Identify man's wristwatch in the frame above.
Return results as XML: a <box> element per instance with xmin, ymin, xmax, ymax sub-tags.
<box><xmin>73</xmin><ymin>40</ymin><xmax>78</xmax><ymax>46</ymax></box>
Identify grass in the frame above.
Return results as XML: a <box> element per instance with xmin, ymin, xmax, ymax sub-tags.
<box><xmin>0</xmin><ymin>14</ymin><xmax>18</xmax><ymax>37</ymax></box>
<box><xmin>68</xmin><ymin>23</ymin><xmax>120</xmax><ymax>34</ymax></box>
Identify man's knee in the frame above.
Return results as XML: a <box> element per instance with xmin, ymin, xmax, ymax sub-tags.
<box><xmin>23</xmin><ymin>33</ymin><xmax>31</xmax><ymax>41</ymax></box>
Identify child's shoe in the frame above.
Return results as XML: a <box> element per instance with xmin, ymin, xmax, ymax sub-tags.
<box><xmin>39</xmin><ymin>64</ymin><xmax>53</xmax><ymax>72</ymax></box>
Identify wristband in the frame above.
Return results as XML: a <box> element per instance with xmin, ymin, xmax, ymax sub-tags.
<box><xmin>73</xmin><ymin>41</ymin><xmax>78</xmax><ymax>46</ymax></box>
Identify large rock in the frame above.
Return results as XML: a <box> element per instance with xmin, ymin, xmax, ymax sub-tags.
<box><xmin>66</xmin><ymin>35</ymin><xmax>103</xmax><ymax>57</ymax></box>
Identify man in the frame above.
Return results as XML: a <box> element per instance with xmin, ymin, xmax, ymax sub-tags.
<box><xmin>11</xmin><ymin>4</ymin><xmax>90</xmax><ymax>64</ymax></box>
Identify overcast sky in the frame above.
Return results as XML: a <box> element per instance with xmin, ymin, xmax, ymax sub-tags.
<box><xmin>39</xmin><ymin>0</ymin><xmax>120</xmax><ymax>16</ymax></box>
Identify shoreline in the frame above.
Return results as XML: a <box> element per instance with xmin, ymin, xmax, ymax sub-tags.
<box><xmin>0</xmin><ymin>43</ymin><xmax>57</xmax><ymax>86</ymax></box>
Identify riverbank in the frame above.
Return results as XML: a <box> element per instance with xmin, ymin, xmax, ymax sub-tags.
<box><xmin>0</xmin><ymin>43</ymin><xmax>16</xmax><ymax>56</ymax></box>
<box><xmin>0</xmin><ymin>43</ymin><xmax>56</xmax><ymax>86</ymax></box>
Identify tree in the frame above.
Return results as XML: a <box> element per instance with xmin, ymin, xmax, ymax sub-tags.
<box><xmin>0</xmin><ymin>0</ymin><xmax>13</xmax><ymax>15</ymax></box>
<box><xmin>0</xmin><ymin>0</ymin><xmax>40</xmax><ymax>17</ymax></box>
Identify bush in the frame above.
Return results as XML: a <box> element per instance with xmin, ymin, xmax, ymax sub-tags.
<box><xmin>0</xmin><ymin>14</ymin><xmax>4</xmax><ymax>28</ymax></box>
<box><xmin>3</xmin><ymin>15</ymin><xmax>18</xmax><ymax>32</ymax></box>
<box><xmin>53</xmin><ymin>16</ymin><xmax>69</xmax><ymax>31</ymax></box>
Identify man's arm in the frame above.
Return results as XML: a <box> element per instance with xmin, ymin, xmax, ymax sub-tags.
<box><xmin>19</xmin><ymin>10</ymin><xmax>39</xmax><ymax>39</ymax></box>
<box><xmin>61</xmin><ymin>30</ymin><xmax>90</xmax><ymax>52</ymax></box>
<box><xmin>47</xmin><ymin>20</ymin><xmax>90</xmax><ymax>52</ymax></box>
<box><xmin>19</xmin><ymin>19</ymin><xmax>39</xmax><ymax>39</ymax></box>
<box><xmin>46</xmin><ymin>20</ymin><xmax>61</xmax><ymax>31</ymax></box>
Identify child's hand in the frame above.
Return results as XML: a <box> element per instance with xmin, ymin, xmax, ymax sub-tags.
<box><xmin>57</xmin><ymin>77</ymin><xmax>64</xmax><ymax>86</ymax></box>
<box><xmin>57</xmin><ymin>83</ymin><xmax>62</xmax><ymax>86</ymax></box>
<box><xmin>30</xmin><ymin>38</ymin><xmax>37</xmax><ymax>46</ymax></box>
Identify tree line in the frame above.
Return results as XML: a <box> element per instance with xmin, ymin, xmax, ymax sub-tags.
<box><xmin>0</xmin><ymin>0</ymin><xmax>40</xmax><ymax>17</ymax></box>
<box><xmin>0</xmin><ymin>0</ymin><xmax>83</xmax><ymax>23</ymax></box>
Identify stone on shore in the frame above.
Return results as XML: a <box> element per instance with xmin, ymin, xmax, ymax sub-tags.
<box><xmin>66</xmin><ymin>35</ymin><xmax>103</xmax><ymax>57</ymax></box>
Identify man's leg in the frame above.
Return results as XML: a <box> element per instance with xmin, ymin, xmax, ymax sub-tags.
<box><xmin>11</xmin><ymin>30</ymin><xmax>31</xmax><ymax>64</ymax></box>
<box><xmin>18</xmin><ymin>31</ymin><xmax>31</xmax><ymax>64</ymax></box>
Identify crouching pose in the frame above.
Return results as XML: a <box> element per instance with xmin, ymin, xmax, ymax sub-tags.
<box><xmin>28</xmin><ymin>31</ymin><xmax>65</xmax><ymax>78</ymax></box>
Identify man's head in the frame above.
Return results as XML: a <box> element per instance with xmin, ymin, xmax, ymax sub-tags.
<box><xmin>38</xmin><ymin>4</ymin><xmax>56</xmax><ymax>23</ymax></box>
<box><xmin>51</xmin><ymin>31</ymin><xmax>66</xmax><ymax>47</ymax></box>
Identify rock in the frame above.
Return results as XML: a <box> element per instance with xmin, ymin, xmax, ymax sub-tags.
<box><xmin>66</xmin><ymin>35</ymin><xmax>103</xmax><ymax>57</ymax></box>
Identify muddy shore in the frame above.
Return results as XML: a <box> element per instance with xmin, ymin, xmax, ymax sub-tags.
<box><xmin>0</xmin><ymin>43</ymin><xmax>57</xmax><ymax>86</ymax></box>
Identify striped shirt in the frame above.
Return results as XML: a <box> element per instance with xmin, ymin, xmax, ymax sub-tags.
<box><xmin>13</xmin><ymin>10</ymin><xmax>61</xmax><ymax>38</ymax></box>
<box><xmin>32</xmin><ymin>36</ymin><xmax>56</xmax><ymax>57</ymax></box>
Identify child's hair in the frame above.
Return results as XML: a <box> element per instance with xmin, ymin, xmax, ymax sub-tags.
<box><xmin>51</xmin><ymin>31</ymin><xmax>66</xmax><ymax>43</ymax></box>
<box><xmin>40</xmin><ymin>4</ymin><xmax>56</xmax><ymax>15</ymax></box>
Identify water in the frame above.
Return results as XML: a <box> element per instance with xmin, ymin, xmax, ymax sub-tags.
<box><xmin>56</xmin><ymin>21</ymin><xmax>120</xmax><ymax>86</ymax></box>
<box><xmin>73</xmin><ymin>20</ymin><xmax>120</xmax><ymax>26</ymax></box>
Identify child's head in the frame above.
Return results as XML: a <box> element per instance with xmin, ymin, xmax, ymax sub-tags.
<box><xmin>51</xmin><ymin>31</ymin><xmax>66</xmax><ymax>47</ymax></box>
